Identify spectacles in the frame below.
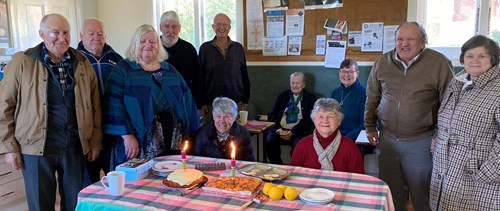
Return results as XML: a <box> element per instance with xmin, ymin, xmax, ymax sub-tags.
<box><xmin>214</xmin><ymin>23</ymin><xmax>230</xmax><ymax>28</ymax></box>
<box><xmin>339</xmin><ymin>70</ymin><xmax>357</xmax><ymax>74</ymax></box>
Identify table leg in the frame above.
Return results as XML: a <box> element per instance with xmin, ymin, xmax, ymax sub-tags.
<box><xmin>256</xmin><ymin>134</ymin><xmax>260</xmax><ymax>162</ymax></box>
<box><xmin>262</xmin><ymin>130</ymin><xmax>268</xmax><ymax>163</ymax></box>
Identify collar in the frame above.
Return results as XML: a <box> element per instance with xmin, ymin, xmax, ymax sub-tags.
<box><xmin>315</xmin><ymin>129</ymin><xmax>339</xmax><ymax>148</ymax></box>
<box><xmin>394</xmin><ymin>48</ymin><xmax>424</xmax><ymax>69</ymax></box>
<box><xmin>341</xmin><ymin>79</ymin><xmax>361</xmax><ymax>92</ymax></box>
<box><xmin>210</xmin><ymin>36</ymin><xmax>233</xmax><ymax>48</ymax></box>
<box><xmin>43</xmin><ymin>44</ymin><xmax>70</xmax><ymax>64</ymax></box>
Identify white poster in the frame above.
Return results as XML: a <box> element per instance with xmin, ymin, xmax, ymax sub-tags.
<box><xmin>246</xmin><ymin>0</ymin><xmax>265</xmax><ymax>50</ymax></box>
<box><xmin>325</xmin><ymin>40</ymin><xmax>346</xmax><ymax>68</ymax></box>
<box><xmin>348</xmin><ymin>31</ymin><xmax>362</xmax><ymax>47</ymax></box>
<box><xmin>361</xmin><ymin>22</ymin><xmax>384</xmax><ymax>52</ymax></box>
<box><xmin>383</xmin><ymin>25</ymin><xmax>398</xmax><ymax>53</ymax></box>
<box><xmin>263</xmin><ymin>36</ymin><xmax>287</xmax><ymax>56</ymax></box>
<box><xmin>285</xmin><ymin>9</ymin><xmax>305</xmax><ymax>36</ymax></box>
<box><xmin>288</xmin><ymin>36</ymin><xmax>302</xmax><ymax>55</ymax></box>
<box><xmin>266</xmin><ymin>10</ymin><xmax>285</xmax><ymax>38</ymax></box>
<box><xmin>316</xmin><ymin>35</ymin><xmax>326</xmax><ymax>55</ymax></box>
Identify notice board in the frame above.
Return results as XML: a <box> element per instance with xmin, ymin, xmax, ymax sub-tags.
<box><xmin>244</xmin><ymin>0</ymin><xmax>408</xmax><ymax>62</ymax></box>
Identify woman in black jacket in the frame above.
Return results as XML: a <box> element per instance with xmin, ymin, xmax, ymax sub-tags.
<box><xmin>194</xmin><ymin>97</ymin><xmax>255</xmax><ymax>161</ymax></box>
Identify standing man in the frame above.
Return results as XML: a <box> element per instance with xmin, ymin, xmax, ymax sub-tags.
<box><xmin>77</xmin><ymin>17</ymin><xmax>123</xmax><ymax>187</ymax></box>
<box><xmin>199</xmin><ymin>13</ymin><xmax>250</xmax><ymax>122</ymax></box>
<box><xmin>364</xmin><ymin>22</ymin><xmax>453</xmax><ymax>211</ymax></box>
<box><xmin>0</xmin><ymin>13</ymin><xmax>102</xmax><ymax>210</ymax></box>
<box><xmin>159</xmin><ymin>11</ymin><xmax>201</xmax><ymax>108</ymax></box>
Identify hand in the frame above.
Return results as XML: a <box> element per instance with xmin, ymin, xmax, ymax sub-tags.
<box><xmin>5</xmin><ymin>152</ymin><xmax>22</xmax><ymax>170</ymax></box>
<box><xmin>430</xmin><ymin>138</ymin><xmax>436</xmax><ymax>155</ymax></box>
<box><xmin>366</xmin><ymin>131</ymin><xmax>379</xmax><ymax>146</ymax></box>
<box><xmin>241</xmin><ymin>103</ymin><xmax>248</xmax><ymax>111</ymax></box>
<box><xmin>280</xmin><ymin>131</ymin><xmax>293</xmax><ymax>140</ymax></box>
<box><xmin>86</xmin><ymin>150</ymin><xmax>100</xmax><ymax>162</ymax></box>
<box><xmin>201</xmin><ymin>105</ymin><xmax>209</xmax><ymax>117</ymax></box>
<box><xmin>122</xmin><ymin>135</ymin><xmax>140</xmax><ymax>159</ymax></box>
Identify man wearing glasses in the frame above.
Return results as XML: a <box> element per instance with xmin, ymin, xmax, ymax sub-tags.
<box><xmin>0</xmin><ymin>13</ymin><xmax>101</xmax><ymax>210</ymax></box>
<box><xmin>199</xmin><ymin>13</ymin><xmax>250</xmax><ymax>124</ymax></box>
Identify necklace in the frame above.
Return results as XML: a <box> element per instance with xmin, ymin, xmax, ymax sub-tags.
<box><xmin>339</xmin><ymin>90</ymin><xmax>352</xmax><ymax>105</ymax></box>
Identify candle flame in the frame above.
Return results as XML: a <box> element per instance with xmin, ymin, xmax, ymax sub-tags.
<box><xmin>231</xmin><ymin>141</ymin><xmax>236</xmax><ymax>159</ymax></box>
<box><xmin>183</xmin><ymin>141</ymin><xmax>189</xmax><ymax>151</ymax></box>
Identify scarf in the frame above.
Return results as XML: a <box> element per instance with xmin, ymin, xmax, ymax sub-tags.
<box><xmin>313</xmin><ymin>130</ymin><xmax>342</xmax><ymax>170</ymax></box>
<box><xmin>285</xmin><ymin>91</ymin><xmax>303</xmax><ymax>124</ymax></box>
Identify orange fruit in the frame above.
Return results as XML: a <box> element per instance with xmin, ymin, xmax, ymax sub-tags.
<box><xmin>277</xmin><ymin>184</ymin><xmax>286</xmax><ymax>191</ymax></box>
<box><xmin>262</xmin><ymin>182</ymin><xmax>275</xmax><ymax>196</ymax></box>
<box><xmin>284</xmin><ymin>187</ymin><xmax>298</xmax><ymax>200</ymax></box>
<box><xmin>268</xmin><ymin>187</ymin><xmax>284</xmax><ymax>200</ymax></box>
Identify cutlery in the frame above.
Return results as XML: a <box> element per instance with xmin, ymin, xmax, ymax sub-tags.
<box><xmin>181</xmin><ymin>177</ymin><xmax>209</xmax><ymax>196</ymax></box>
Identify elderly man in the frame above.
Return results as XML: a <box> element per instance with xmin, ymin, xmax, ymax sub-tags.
<box><xmin>0</xmin><ymin>14</ymin><xmax>101</xmax><ymax>210</ymax></box>
<box><xmin>266</xmin><ymin>72</ymin><xmax>316</xmax><ymax>164</ymax></box>
<box><xmin>365</xmin><ymin>22</ymin><xmax>453</xmax><ymax>211</ymax></box>
<box><xmin>159</xmin><ymin>11</ymin><xmax>201</xmax><ymax>107</ymax></box>
<box><xmin>199</xmin><ymin>13</ymin><xmax>250</xmax><ymax>122</ymax></box>
<box><xmin>77</xmin><ymin>17</ymin><xmax>123</xmax><ymax>187</ymax></box>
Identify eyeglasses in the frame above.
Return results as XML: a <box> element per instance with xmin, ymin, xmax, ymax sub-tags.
<box><xmin>214</xmin><ymin>23</ymin><xmax>230</xmax><ymax>28</ymax></box>
<box><xmin>339</xmin><ymin>70</ymin><xmax>357</xmax><ymax>74</ymax></box>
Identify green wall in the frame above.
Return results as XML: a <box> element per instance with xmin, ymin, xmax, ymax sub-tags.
<box><xmin>247</xmin><ymin>65</ymin><xmax>463</xmax><ymax>119</ymax></box>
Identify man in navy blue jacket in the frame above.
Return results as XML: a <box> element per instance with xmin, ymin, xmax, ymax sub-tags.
<box><xmin>77</xmin><ymin>18</ymin><xmax>123</xmax><ymax>186</ymax></box>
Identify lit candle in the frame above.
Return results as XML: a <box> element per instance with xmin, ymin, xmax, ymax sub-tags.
<box><xmin>230</xmin><ymin>141</ymin><xmax>236</xmax><ymax>177</ymax></box>
<box><xmin>181</xmin><ymin>141</ymin><xmax>188</xmax><ymax>170</ymax></box>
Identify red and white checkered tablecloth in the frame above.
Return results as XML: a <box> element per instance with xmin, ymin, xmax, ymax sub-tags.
<box><xmin>77</xmin><ymin>155</ymin><xmax>394</xmax><ymax>211</ymax></box>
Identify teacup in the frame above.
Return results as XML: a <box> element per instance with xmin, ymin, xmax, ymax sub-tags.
<box><xmin>100</xmin><ymin>171</ymin><xmax>125</xmax><ymax>196</ymax></box>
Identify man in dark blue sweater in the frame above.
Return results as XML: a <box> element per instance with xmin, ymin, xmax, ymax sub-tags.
<box><xmin>77</xmin><ymin>18</ymin><xmax>123</xmax><ymax>186</ymax></box>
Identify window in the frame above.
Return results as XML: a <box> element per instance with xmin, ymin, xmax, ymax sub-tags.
<box><xmin>153</xmin><ymin>0</ymin><xmax>243</xmax><ymax>50</ymax></box>
<box><xmin>408</xmin><ymin>0</ymin><xmax>500</xmax><ymax>61</ymax></box>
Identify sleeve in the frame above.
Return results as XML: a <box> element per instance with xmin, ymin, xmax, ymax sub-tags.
<box><xmin>345</xmin><ymin>90</ymin><xmax>366</xmax><ymax>140</ymax></box>
<box><xmin>239</xmin><ymin>45</ymin><xmax>251</xmax><ymax>104</ymax></box>
<box><xmin>190</xmin><ymin>45</ymin><xmax>203</xmax><ymax>109</ymax></box>
<box><xmin>291</xmin><ymin>92</ymin><xmax>316</xmax><ymax>136</ymax></box>
<box><xmin>198</xmin><ymin>44</ymin><xmax>210</xmax><ymax>106</ymax></box>
<box><xmin>290</xmin><ymin>137</ymin><xmax>307</xmax><ymax>167</ymax></box>
<box><xmin>268</xmin><ymin>91</ymin><xmax>285</xmax><ymax>125</ymax></box>
<box><xmin>85</xmin><ymin>60</ymin><xmax>103</xmax><ymax>151</ymax></box>
<box><xmin>237</xmin><ymin>126</ymin><xmax>255</xmax><ymax>161</ymax></box>
<box><xmin>102</xmin><ymin>61</ymin><xmax>135</xmax><ymax>135</ymax></box>
<box><xmin>476</xmin><ymin>105</ymin><xmax>500</xmax><ymax>184</ymax></box>
<box><xmin>0</xmin><ymin>54</ymin><xmax>23</xmax><ymax>153</ymax></box>
<box><xmin>345</xmin><ymin>141</ymin><xmax>365</xmax><ymax>174</ymax></box>
<box><xmin>364</xmin><ymin>58</ymin><xmax>382</xmax><ymax>132</ymax></box>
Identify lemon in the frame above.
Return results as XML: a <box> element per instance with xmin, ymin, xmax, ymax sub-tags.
<box><xmin>277</xmin><ymin>184</ymin><xmax>286</xmax><ymax>191</ymax></box>
<box><xmin>262</xmin><ymin>182</ymin><xmax>275</xmax><ymax>196</ymax></box>
<box><xmin>284</xmin><ymin>187</ymin><xmax>298</xmax><ymax>200</ymax></box>
<box><xmin>268</xmin><ymin>187</ymin><xmax>284</xmax><ymax>200</ymax></box>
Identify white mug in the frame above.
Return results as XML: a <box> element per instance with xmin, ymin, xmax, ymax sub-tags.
<box><xmin>100</xmin><ymin>171</ymin><xmax>125</xmax><ymax>196</ymax></box>
<box><xmin>239</xmin><ymin>110</ymin><xmax>248</xmax><ymax>124</ymax></box>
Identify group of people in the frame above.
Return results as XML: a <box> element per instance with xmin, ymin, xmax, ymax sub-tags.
<box><xmin>0</xmin><ymin>11</ymin><xmax>497</xmax><ymax>211</ymax></box>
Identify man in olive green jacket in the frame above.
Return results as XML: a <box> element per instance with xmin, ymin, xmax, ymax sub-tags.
<box><xmin>0</xmin><ymin>13</ymin><xmax>102</xmax><ymax>211</ymax></box>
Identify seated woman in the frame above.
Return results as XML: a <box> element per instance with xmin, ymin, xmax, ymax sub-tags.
<box><xmin>290</xmin><ymin>98</ymin><xmax>364</xmax><ymax>174</ymax></box>
<box><xmin>195</xmin><ymin>97</ymin><xmax>255</xmax><ymax>161</ymax></box>
<box><xmin>266</xmin><ymin>72</ymin><xmax>317</xmax><ymax>164</ymax></box>
<box><xmin>103</xmin><ymin>24</ymin><xmax>199</xmax><ymax>170</ymax></box>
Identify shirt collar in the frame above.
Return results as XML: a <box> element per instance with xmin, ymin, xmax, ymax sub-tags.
<box><xmin>42</xmin><ymin>44</ymin><xmax>70</xmax><ymax>64</ymax></box>
<box><xmin>394</xmin><ymin>48</ymin><xmax>424</xmax><ymax>69</ymax></box>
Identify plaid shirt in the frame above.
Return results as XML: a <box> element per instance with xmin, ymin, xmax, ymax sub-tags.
<box><xmin>43</xmin><ymin>45</ymin><xmax>73</xmax><ymax>94</ymax></box>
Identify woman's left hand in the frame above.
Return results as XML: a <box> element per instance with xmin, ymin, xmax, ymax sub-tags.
<box><xmin>122</xmin><ymin>134</ymin><xmax>140</xmax><ymax>158</ymax></box>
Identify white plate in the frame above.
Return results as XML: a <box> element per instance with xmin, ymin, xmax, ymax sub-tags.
<box><xmin>153</xmin><ymin>161</ymin><xmax>182</xmax><ymax>172</ymax></box>
<box><xmin>299</xmin><ymin>188</ymin><xmax>334</xmax><ymax>203</ymax></box>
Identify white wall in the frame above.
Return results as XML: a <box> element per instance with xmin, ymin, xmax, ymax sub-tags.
<box><xmin>92</xmin><ymin>0</ymin><xmax>155</xmax><ymax>56</ymax></box>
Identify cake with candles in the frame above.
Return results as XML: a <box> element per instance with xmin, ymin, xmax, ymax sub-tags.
<box><xmin>164</xmin><ymin>169</ymin><xmax>204</xmax><ymax>188</ymax></box>
<box><xmin>203</xmin><ymin>176</ymin><xmax>263</xmax><ymax>197</ymax></box>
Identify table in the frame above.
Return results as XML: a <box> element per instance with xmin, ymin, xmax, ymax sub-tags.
<box><xmin>77</xmin><ymin>156</ymin><xmax>394</xmax><ymax>211</ymax></box>
<box><xmin>242</xmin><ymin>121</ymin><xmax>274</xmax><ymax>163</ymax></box>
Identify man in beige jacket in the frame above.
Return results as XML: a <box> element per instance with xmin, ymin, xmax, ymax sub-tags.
<box><xmin>0</xmin><ymin>13</ymin><xmax>102</xmax><ymax>211</ymax></box>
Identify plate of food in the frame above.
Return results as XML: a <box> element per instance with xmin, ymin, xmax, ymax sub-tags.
<box><xmin>162</xmin><ymin>169</ymin><xmax>206</xmax><ymax>189</ymax></box>
<box><xmin>202</xmin><ymin>176</ymin><xmax>263</xmax><ymax>198</ymax></box>
<box><xmin>153</xmin><ymin>161</ymin><xmax>182</xmax><ymax>173</ymax></box>
<box><xmin>238</xmin><ymin>164</ymin><xmax>290</xmax><ymax>181</ymax></box>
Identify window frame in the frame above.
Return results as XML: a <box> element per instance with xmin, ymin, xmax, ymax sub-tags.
<box><xmin>407</xmin><ymin>0</ymin><xmax>491</xmax><ymax>64</ymax></box>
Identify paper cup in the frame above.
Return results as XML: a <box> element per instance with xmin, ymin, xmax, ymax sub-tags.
<box><xmin>239</xmin><ymin>111</ymin><xmax>248</xmax><ymax>124</ymax></box>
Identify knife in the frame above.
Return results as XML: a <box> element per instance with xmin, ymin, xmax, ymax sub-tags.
<box><xmin>181</xmin><ymin>177</ymin><xmax>209</xmax><ymax>196</ymax></box>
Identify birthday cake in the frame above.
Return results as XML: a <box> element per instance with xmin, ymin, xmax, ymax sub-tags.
<box><xmin>164</xmin><ymin>169</ymin><xmax>204</xmax><ymax>188</ymax></box>
<box><xmin>202</xmin><ymin>176</ymin><xmax>262</xmax><ymax>197</ymax></box>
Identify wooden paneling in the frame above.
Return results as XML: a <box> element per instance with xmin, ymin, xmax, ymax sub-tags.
<box><xmin>244</xmin><ymin>0</ymin><xmax>408</xmax><ymax>62</ymax></box>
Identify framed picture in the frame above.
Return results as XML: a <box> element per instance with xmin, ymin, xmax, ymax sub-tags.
<box><xmin>0</xmin><ymin>0</ymin><xmax>10</xmax><ymax>45</ymax></box>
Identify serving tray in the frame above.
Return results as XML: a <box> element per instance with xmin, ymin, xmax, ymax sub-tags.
<box><xmin>238</xmin><ymin>164</ymin><xmax>290</xmax><ymax>181</ymax></box>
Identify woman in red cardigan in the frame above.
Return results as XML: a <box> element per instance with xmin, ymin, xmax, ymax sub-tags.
<box><xmin>290</xmin><ymin>98</ymin><xmax>365</xmax><ymax>174</ymax></box>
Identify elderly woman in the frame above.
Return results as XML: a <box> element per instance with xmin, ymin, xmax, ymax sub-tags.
<box><xmin>430</xmin><ymin>35</ymin><xmax>500</xmax><ymax>210</ymax></box>
<box><xmin>103</xmin><ymin>24</ymin><xmax>199</xmax><ymax>170</ymax></box>
<box><xmin>194</xmin><ymin>97</ymin><xmax>255</xmax><ymax>161</ymax></box>
<box><xmin>290</xmin><ymin>98</ymin><xmax>364</xmax><ymax>173</ymax></box>
<box><xmin>266</xmin><ymin>72</ymin><xmax>317</xmax><ymax>164</ymax></box>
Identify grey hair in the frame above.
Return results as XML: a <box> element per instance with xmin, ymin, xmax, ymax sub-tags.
<box><xmin>290</xmin><ymin>72</ymin><xmax>306</xmax><ymax>85</ymax></box>
<box><xmin>396</xmin><ymin>22</ymin><xmax>428</xmax><ymax>44</ymax></box>
<box><xmin>212</xmin><ymin>97</ymin><xmax>238</xmax><ymax>118</ymax></box>
<box><xmin>40</xmin><ymin>13</ymin><xmax>68</xmax><ymax>31</ymax></box>
<box><xmin>125</xmin><ymin>24</ymin><xmax>168</xmax><ymax>62</ymax></box>
<box><xmin>81</xmin><ymin>17</ymin><xmax>105</xmax><ymax>33</ymax></box>
<box><xmin>213</xmin><ymin>13</ymin><xmax>231</xmax><ymax>24</ymax></box>
<box><xmin>310</xmin><ymin>98</ymin><xmax>344</xmax><ymax>123</ymax></box>
<box><xmin>160</xmin><ymin>11</ymin><xmax>180</xmax><ymax>25</ymax></box>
